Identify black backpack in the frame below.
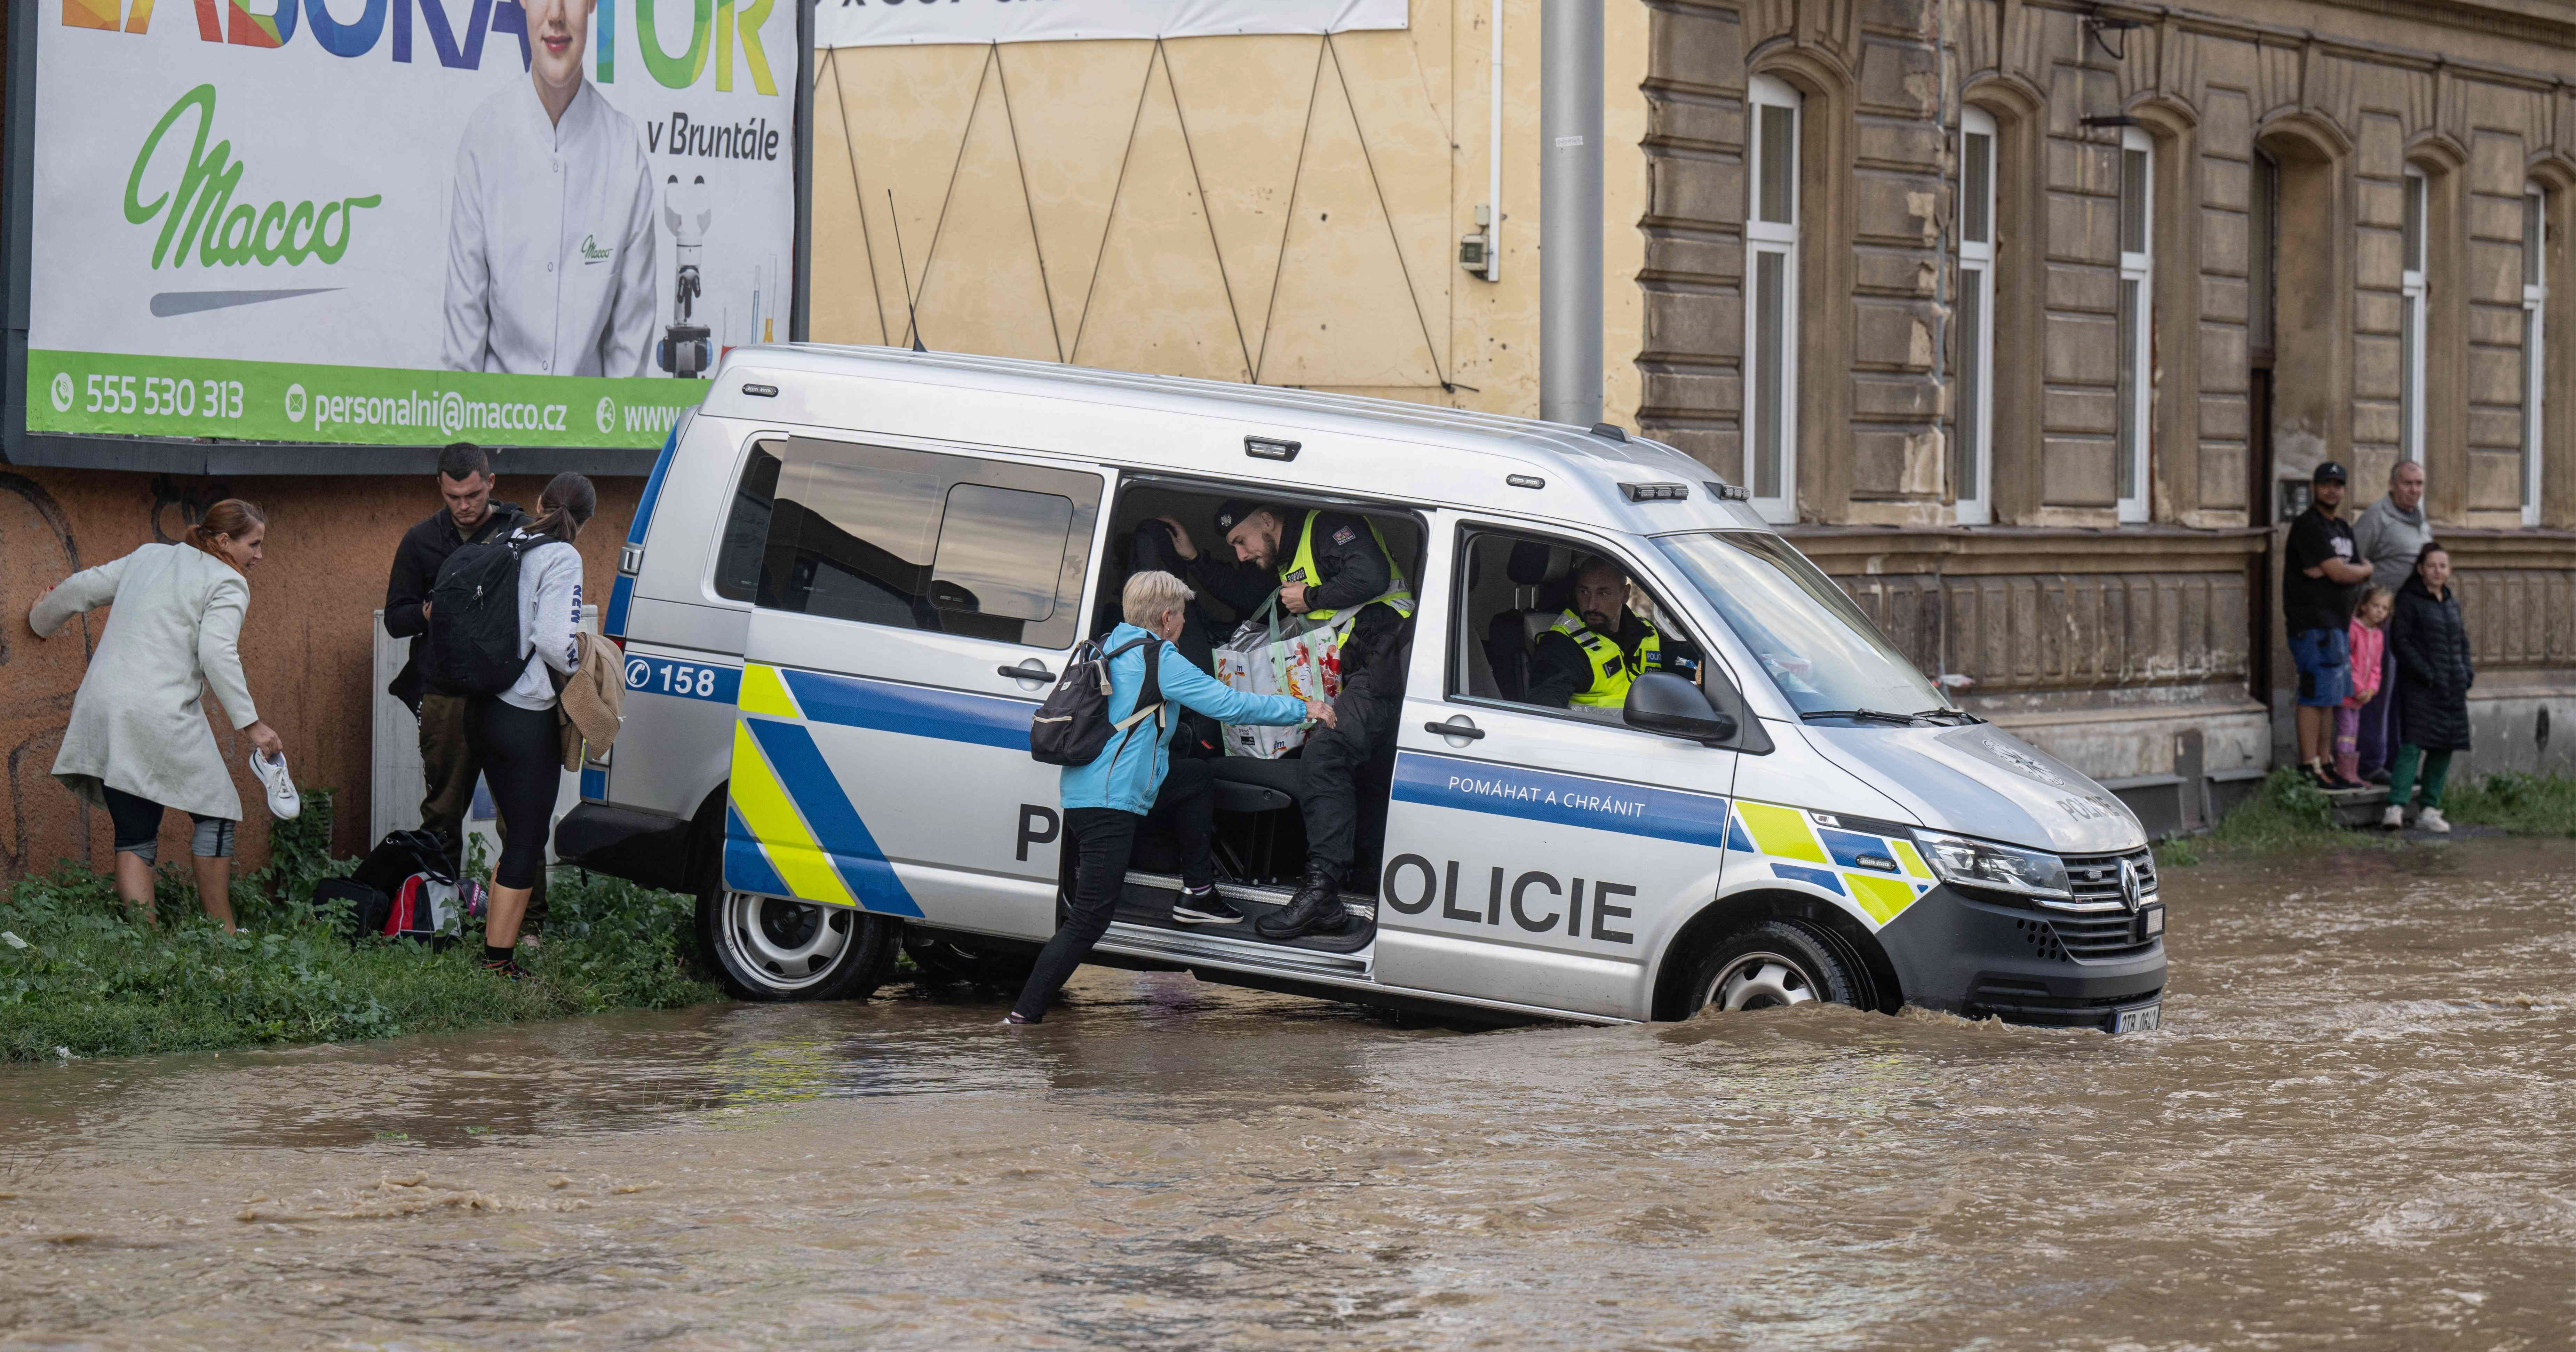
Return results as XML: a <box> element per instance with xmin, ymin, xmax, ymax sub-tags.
<box><xmin>1029</xmin><ymin>635</ymin><xmax>1163</xmax><ymax>767</ymax></box>
<box><xmin>424</xmin><ymin>530</ymin><xmax>535</xmax><ymax>695</ymax></box>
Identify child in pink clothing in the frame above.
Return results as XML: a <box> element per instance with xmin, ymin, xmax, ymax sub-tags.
<box><xmin>2336</xmin><ymin>588</ymin><xmax>2393</xmax><ymax>784</ymax></box>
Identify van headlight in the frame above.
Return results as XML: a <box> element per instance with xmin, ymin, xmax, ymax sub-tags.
<box><xmin>1914</xmin><ymin>831</ymin><xmax>2072</xmax><ymax>900</ymax></box>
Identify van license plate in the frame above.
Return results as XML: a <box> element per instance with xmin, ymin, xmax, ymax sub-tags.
<box><xmin>2113</xmin><ymin>1004</ymin><xmax>2161</xmax><ymax>1035</ymax></box>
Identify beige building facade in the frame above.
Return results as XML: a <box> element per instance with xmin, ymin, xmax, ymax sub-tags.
<box><xmin>807</xmin><ymin>0</ymin><xmax>2576</xmax><ymax>830</ymax></box>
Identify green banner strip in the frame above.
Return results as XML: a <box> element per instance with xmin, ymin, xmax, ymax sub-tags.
<box><xmin>26</xmin><ymin>350</ymin><xmax>705</xmax><ymax>448</ymax></box>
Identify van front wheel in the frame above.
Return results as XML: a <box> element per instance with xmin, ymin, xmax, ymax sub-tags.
<box><xmin>697</xmin><ymin>884</ymin><xmax>900</xmax><ymax>1002</ymax></box>
<box><xmin>1685</xmin><ymin>920</ymin><xmax>1861</xmax><ymax>1016</ymax></box>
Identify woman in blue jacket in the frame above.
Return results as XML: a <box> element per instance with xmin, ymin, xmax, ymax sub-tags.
<box><xmin>1008</xmin><ymin>571</ymin><xmax>1331</xmax><ymax>1024</ymax></box>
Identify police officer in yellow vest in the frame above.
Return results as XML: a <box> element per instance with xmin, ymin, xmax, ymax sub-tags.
<box><xmin>1158</xmin><ymin>500</ymin><xmax>1415</xmax><ymax>940</ymax></box>
<box><xmin>1528</xmin><ymin>556</ymin><xmax>1661</xmax><ymax>710</ymax></box>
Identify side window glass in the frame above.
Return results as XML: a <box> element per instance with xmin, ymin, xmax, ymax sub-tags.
<box><xmin>1452</xmin><ymin>528</ymin><xmax>1704</xmax><ymax>714</ymax></box>
<box><xmin>756</xmin><ymin>436</ymin><xmax>1099</xmax><ymax>648</ymax></box>
<box><xmin>710</xmin><ymin>440</ymin><xmax>782</xmax><ymax>602</ymax></box>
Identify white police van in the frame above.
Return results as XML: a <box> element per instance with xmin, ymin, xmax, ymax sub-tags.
<box><xmin>560</xmin><ymin>346</ymin><xmax>2165</xmax><ymax>1033</ymax></box>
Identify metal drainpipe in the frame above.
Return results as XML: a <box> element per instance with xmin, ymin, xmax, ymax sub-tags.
<box><xmin>1540</xmin><ymin>0</ymin><xmax>1603</xmax><ymax>428</ymax></box>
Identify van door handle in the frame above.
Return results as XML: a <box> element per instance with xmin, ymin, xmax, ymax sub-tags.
<box><xmin>999</xmin><ymin>662</ymin><xmax>1055</xmax><ymax>683</ymax></box>
<box><xmin>1425</xmin><ymin>716</ymin><xmax>1484</xmax><ymax>741</ymax></box>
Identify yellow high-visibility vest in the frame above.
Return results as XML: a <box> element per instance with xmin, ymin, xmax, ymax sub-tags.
<box><xmin>1280</xmin><ymin>513</ymin><xmax>1415</xmax><ymax>623</ymax></box>
<box><xmin>1549</xmin><ymin>610</ymin><xmax>1661</xmax><ymax>707</ymax></box>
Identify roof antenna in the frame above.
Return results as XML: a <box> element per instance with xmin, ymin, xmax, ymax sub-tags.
<box><xmin>887</xmin><ymin>189</ymin><xmax>928</xmax><ymax>353</ymax></box>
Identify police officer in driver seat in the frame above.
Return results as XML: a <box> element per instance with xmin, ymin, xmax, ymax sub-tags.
<box><xmin>1156</xmin><ymin>500</ymin><xmax>1415</xmax><ymax>941</ymax></box>
<box><xmin>1527</xmin><ymin>556</ymin><xmax>1662</xmax><ymax>711</ymax></box>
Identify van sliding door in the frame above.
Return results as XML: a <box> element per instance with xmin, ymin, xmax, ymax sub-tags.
<box><xmin>726</xmin><ymin>435</ymin><xmax>1108</xmax><ymax>941</ymax></box>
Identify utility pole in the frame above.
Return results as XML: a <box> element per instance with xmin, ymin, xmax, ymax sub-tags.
<box><xmin>1540</xmin><ymin>0</ymin><xmax>1603</xmax><ymax>428</ymax></box>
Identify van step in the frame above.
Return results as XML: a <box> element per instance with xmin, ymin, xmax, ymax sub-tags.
<box><xmin>1106</xmin><ymin>873</ymin><xmax>1376</xmax><ymax>958</ymax></box>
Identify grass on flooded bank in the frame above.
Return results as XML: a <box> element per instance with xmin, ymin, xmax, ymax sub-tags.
<box><xmin>0</xmin><ymin>791</ymin><xmax>718</xmax><ymax>1062</ymax></box>
<box><xmin>2158</xmin><ymin>768</ymin><xmax>2575</xmax><ymax>867</ymax></box>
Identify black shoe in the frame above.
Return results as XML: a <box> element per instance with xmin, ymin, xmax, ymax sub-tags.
<box><xmin>2330</xmin><ymin>770</ymin><xmax>2370</xmax><ymax>792</ymax></box>
<box><xmin>1256</xmin><ymin>869</ymin><xmax>1348</xmax><ymax>941</ymax></box>
<box><xmin>1172</xmin><ymin>888</ymin><xmax>1246</xmax><ymax>925</ymax></box>
<box><xmin>2365</xmin><ymin>768</ymin><xmax>2392</xmax><ymax>785</ymax></box>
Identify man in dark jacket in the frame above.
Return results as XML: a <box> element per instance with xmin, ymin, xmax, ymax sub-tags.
<box><xmin>1527</xmin><ymin>556</ymin><xmax>1663</xmax><ymax>710</ymax></box>
<box><xmin>384</xmin><ymin>442</ymin><xmax>523</xmax><ymax>878</ymax></box>
<box><xmin>1159</xmin><ymin>501</ymin><xmax>1415</xmax><ymax>940</ymax></box>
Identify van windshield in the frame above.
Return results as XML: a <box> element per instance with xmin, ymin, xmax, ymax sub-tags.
<box><xmin>1653</xmin><ymin>531</ymin><xmax>1950</xmax><ymax>718</ymax></box>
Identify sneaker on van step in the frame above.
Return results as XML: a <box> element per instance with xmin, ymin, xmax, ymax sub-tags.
<box><xmin>1172</xmin><ymin>887</ymin><xmax>1245</xmax><ymax>925</ymax></box>
<box><xmin>248</xmin><ymin>749</ymin><xmax>300</xmax><ymax>820</ymax></box>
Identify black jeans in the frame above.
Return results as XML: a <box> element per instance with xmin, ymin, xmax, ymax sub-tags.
<box><xmin>1010</xmin><ymin>758</ymin><xmax>1215</xmax><ymax>1020</ymax></box>
<box><xmin>1298</xmin><ymin>661</ymin><xmax>1403</xmax><ymax>877</ymax></box>
<box><xmin>465</xmin><ymin>696</ymin><xmax>560</xmax><ymax>891</ymax></box>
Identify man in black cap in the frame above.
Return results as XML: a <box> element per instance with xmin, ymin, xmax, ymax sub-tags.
<box><xmin>1157</xmin><ymin>501</ymin><xmax>1414</xmax><ymax>939</ymax></box>
<box><xmin>2283</xmin><ymin>461</ymin><xmax>2374</xmax><ymax>789</ymax></box>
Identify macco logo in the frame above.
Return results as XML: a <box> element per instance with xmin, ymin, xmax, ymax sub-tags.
<box><xmin>63</xmin><ymin>0</ymin><xmax>778</xmax><ymax>95</ymax></box>
<box><xmin>126</xmin><ymin>86</ymin><xmax>379</xmax><ymax>270</ymax></box>
<box><xmin>579</xmin><ymin>234</ymin><xmax>612</xmax><ymax>264</ymax></box>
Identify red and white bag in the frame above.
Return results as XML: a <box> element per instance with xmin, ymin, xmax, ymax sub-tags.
<box><xmin>1211</xmin><ymin>603</ymin><xmax>1355</xmax><ymax>759</ymax></box>
<box><xmin>381</xmin><ymin>875</ymin><xmax>487</xmax><ymax>943</ymax></box>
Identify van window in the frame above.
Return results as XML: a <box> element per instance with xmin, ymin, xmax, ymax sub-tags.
<box><xmin>1452</xmin><ymin>528</ymin><xmax>1704</xmax><ymax>716</ymax></box>
<box><xmin>1654</xmin><ymin>531</ymin><xmax>1946</xmax><ymax>715</ymax></box>
<box><xmin>756</xmin><ymin>436</ymin><xmax>1100</xmax><ymax>649</ymax></box>
<box><xmin>711</xmin><ymin>440</ymin><xmax>783</xmax><ymax>602</ymax></box>
<box><xmin>932</xmin><ymin>484</ymin><xmax>1073</xmax><ymax>623</ymax></box>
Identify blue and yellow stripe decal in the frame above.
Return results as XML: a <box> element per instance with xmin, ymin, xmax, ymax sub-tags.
<box><xmin>724</xmin><ymin>663</ymin><xmax>927</xmax><ymax>916</ymax></box>
<box><xmin>1729</xmin><ymin>802</ymin><xmax>1933</xmax><ymax>927</ymax></box>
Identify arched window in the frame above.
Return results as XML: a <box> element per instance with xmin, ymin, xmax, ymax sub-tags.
<box><xmin>1745</xmin><ymin>73</ymin><xmax>1802</xmax><ymax>524</ymax></box>
<box><xmin>1956</xmin><ymin>107</ymin><xmax>1997</xmax><ymax>524</ymax></box>
<box><xmin>2524</xmin><ymin>183</ymin><xmax>2548</xmax><ymax>525</ymax></box>
<box><xmin>2116</xmin><ymin>126</ymin><xmax>2153</xmax><ymax>523</ymax></box>
<box><xmin>2400</xmin><ymin>165</ymin><xmax>2430</xmax><ymax>465</ymax></box>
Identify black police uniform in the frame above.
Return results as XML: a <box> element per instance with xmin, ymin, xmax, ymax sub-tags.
<box><xmin>1184</xmin><ymin>507</ymin><xmax>1412</xmax><ymax>938</ymax></box>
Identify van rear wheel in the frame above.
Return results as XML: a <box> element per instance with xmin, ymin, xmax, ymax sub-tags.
<box><xmin>1685</xmin><ymin>920</ymin><xmax>1861</xmax><ymax>1016</ymax></box>
<box><xmin>697</xmin><ymin>884</ymin><xmax>899</xmax><ymax>1002</ymax></box>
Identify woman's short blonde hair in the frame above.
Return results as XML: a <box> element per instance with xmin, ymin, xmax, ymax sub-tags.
<box><xmin>1122</xmin><ymin>570</ymin><xmax>1196</xmax><ymax>627</ymax></box>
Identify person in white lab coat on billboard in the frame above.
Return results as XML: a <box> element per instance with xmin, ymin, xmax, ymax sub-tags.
<box><xmin>442</xmin><ymin>0</ymin><xmax>657</xmax><ymax>377</ymax></box>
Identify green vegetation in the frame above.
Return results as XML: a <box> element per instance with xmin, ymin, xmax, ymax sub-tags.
<box><xmin>0</xmin><ymin>790</ymin><xmax>717</xmax><ymax>1061</ymax></box>
<box><xmin>2443</xmin><ymin>770</ymin><xmax>2576</xmax><ymax>837</ymax></box>
<box><xmin>2158</xmin><ymin>768</ymin><xmax>2575</xmax><ymax>867</ymax></box>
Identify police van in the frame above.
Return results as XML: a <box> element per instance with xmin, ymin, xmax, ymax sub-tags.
<box><xmin>560</xmin><ymin>346</ymin><xmax>2165</xmax><ymax>1034</ymax></box>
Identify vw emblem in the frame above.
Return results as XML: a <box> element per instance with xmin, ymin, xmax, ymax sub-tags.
<box><xmin>2118</xmin><ymin>857</ymin><xmax>2144</xmax><ymax>913</ymax></box>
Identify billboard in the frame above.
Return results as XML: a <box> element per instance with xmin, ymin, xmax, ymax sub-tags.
<box><xmin>17</xmin><ymin>0</ymin><xmax>801</xmax><ymax>454</ymax></box>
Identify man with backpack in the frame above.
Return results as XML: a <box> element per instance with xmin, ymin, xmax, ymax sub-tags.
<box><xmin>382</xmin><ymin>443</ymin><xmax>523</xmax><ymax>885</ymax></box>
<box><xmin>1008</xmin><ymin>571</ymin><xmax>1332</xmax><ymax>1025</ymax></box>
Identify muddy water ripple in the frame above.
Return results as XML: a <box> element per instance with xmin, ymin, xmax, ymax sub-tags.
<box><xmin>0</xmin><ymin>839</ymin><xmax>2568</xmax><ymax>1349</ymax></box>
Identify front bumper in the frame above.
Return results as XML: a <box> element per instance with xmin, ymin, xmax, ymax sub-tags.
<box><xmin>1878</xmin><ymin>881</ymin><xmax>2166</xmax><ymax>1031</ymax></box>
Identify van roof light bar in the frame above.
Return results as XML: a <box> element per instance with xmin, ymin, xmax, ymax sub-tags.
<box><xmin>1704</xmin><ymin>480</ymin><xmax>1751</xmax><ymax>502</ymax></box>
<box><xmin>1619</xmin><ymin>482</ymin><xmax>1690</xmax><ymax>503</ymax></box>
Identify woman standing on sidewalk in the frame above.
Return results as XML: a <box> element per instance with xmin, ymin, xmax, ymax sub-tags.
<box><xmin>2383</xmin><ymin>543</ymin><xmax>2472</xmax><ymax>833</ymax></box>
<box><xmin>24</xmin><ymin>500</ymin><xmax>284</xmax><ymax>928</ymax></box>
<box><xmin>469</xmin><ymin>472</ymin><xmax>595</xmax><ymax>978</ymax></box>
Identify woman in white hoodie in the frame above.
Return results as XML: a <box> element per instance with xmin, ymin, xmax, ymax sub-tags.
<box><xmin>471</xmin><ymin>472</ymin><xmax>595</xmax><ymax>977</ymax></box>
<box><xmin>26</xmin><ymin>500</ymin><xmax>283</xmax><ymax>928</ymax></box>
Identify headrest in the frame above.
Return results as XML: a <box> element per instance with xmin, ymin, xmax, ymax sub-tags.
<box><xmin>1506</xmin><ymin>541</ymin><xmax>1569</xmax><ymax>586</ymax></box>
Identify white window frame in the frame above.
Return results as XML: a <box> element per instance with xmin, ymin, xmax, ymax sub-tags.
<box><xmin>2400</xmin><ymin>166</ymin><xmax>2429</xmax><ymax>467</ymax></box>
<box><xmin>2523</xmin><ymin>184</ymin><xmax>2547</xmax><ymax>526</ymax></box>
<box><xmin>2115</xmin><ymin>126</ymin><xmax>2153</xmax><ymax>524</ymax></box>
<box><xmin>1744</xmin><ymin>74</ymin><xmax>1802</xmax><ymax>525</ymax></box>
<box><xmin>1955</xmin><ymin>108</ymin><xmax>1998</xmax><ymax>525</ymax></box>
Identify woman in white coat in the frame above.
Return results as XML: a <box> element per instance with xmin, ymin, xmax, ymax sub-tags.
<box><xmin>26</xmin><ymin>500</ymin><xmax>283</xmax><ymax>928</ymax></box>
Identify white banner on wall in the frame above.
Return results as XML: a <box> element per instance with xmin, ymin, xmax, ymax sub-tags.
<box><xmin>818</xmin><ymin>0</ymin><xmax>1406</xmax><ymax>49</ymax></box>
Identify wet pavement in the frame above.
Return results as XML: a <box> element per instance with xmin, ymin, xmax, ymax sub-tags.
<box><xmin>1</xmin><ymin>838</ymin><xmax>2569</xmax><ymax>1350</ymax></box>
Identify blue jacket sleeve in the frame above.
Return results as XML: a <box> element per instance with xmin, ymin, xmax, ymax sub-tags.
<box><xmin>1159</xmin><ymin>641</ymin><xmax>1309</xmax><ymax>726</ymax></box>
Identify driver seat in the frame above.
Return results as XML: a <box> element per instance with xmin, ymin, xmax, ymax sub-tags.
<box><xmin>1482</xmin><ymin>541</ymin><xmax>1574</xmax><ymax>701</ymax></box>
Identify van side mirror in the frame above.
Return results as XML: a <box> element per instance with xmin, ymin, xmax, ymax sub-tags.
<box><xmin>1624</xmin><ymin>672</ymin><xmax>1737</xmax><ymax>744</ymax></box>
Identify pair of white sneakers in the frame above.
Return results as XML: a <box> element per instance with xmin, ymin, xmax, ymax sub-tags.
<box><xmin>248</xmin><ymin>749</ymin><xmax>300</xmax><ymax>820</ymax></box>
<box><xmin>2380</xmin><ymin>804</ymin><xmax>2448</xmax><ymax>833</ymax></box>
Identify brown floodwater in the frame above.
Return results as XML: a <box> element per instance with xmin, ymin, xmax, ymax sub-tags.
<box><xmin>1</xmin><ymin>838</ymin><xmax>2569</xmax><ymax>1350</ymax></box>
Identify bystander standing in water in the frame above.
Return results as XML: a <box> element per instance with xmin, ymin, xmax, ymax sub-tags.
<box><xmin>2383</xmin><ymin>543</ymin><xmax>2471</xmax><ymax>833</ymax></box>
